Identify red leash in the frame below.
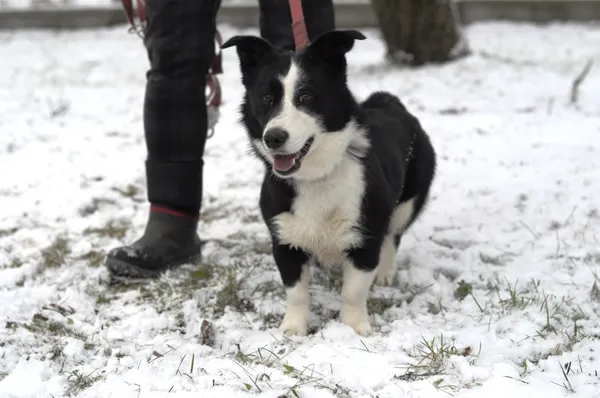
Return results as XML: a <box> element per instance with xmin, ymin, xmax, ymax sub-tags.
<box><xmin>120</xmin><ymin>0</ymin><xmax>222</xmax><ymax>137</ymax></box>
<box><xmin>288</xmin><ymin>0</ymin><xmax>309</xmax><ymax>51</ymax></box>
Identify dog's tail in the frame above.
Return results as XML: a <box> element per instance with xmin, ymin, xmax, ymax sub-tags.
<box><xmin>361</xmin><ymin>91</ymin><xmax>407</xmax><ymax>111</ymax></box>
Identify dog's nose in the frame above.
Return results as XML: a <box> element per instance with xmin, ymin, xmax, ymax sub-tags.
<box><xmin>263</xmin><ymin>128</ymin><xmax>289</xmax><ymax>150</ymax></box>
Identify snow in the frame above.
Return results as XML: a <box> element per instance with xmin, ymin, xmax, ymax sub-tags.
<box><xmin>1</xmin><ymin>20</ymin><xmax>600</xmax><ymax>398</ymax></box>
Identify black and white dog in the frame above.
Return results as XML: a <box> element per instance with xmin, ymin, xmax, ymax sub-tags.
<box><xmin>222</xmin><ymin>30</ymin><xmax>436</xmax><ymax>336</ymax></box>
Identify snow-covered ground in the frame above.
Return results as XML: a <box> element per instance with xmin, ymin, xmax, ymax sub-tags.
<box><xmin>1</xmin><ymin>21</ymin><xmax>600</xmax><ymax>398</ymax></box>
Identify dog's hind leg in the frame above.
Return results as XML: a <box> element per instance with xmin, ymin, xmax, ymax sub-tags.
<box><xmin>374</xmin><ymin>198</ymin><xmax>415</xmax><ymax>286</ymax></box>
<box><xmin>374</xmin><ymin>234</ymin><xmax>398</xmax><ymax>286</ymax></box>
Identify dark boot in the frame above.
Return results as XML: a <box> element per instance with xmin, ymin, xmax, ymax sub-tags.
<box><xmin>105</xmin><ymin>0</ymin><xmax>221</xmax><ymax>279</ymax></box>
<box><xmin>105</xmin><ymin>207</ymin><xmax>202</xmax><ymax>278</ymax></box>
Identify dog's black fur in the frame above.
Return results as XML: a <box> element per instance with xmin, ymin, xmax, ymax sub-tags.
<box><xmin>222</xmin><ymin>30</ymin><xmax>436</xmax><ymax>335</ymax></box>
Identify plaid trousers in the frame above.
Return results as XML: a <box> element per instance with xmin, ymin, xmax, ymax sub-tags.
<box><xmin>142</xmin><ymin>0</ymin><xmax>334</xmax><ymax>214</ymax></box>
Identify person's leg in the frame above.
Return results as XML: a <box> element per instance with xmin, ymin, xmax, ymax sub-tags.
<box><xmin>105</xmin><ymin>0</ymin><xmax>221</xmax><ymax>278</ymax></box>
<box><xmin>258</xmin><ymin>0</ymin><xmax>335</xmax><ymax>51</ymax></box>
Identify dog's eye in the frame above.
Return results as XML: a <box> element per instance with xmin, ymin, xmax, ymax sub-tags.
<box><xmin>262</xmin><ymin>94</ymin><xmax>274</xmax><ymax>105</ymax></box>
<box><xmin>299</xmin><ymin>93</ymin><xmax>313</xmax><ymax>104</ymax></box>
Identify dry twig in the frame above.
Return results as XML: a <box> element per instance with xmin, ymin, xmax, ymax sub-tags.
<box><xmin>570</xmin><ymin>59</ymin><xmax>593</xmax><ymax>105</ymax></box>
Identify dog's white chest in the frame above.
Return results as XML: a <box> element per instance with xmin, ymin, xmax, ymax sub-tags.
<box><xmin>273</xmin><ymin>159</ymin><xmax>365</xmax><ymax>266</ymax></box>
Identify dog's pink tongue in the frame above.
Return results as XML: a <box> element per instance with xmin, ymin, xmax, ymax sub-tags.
<box><xmin>273</xmin><ymin>155</ymin><xmax>295</xmax><ymax>172</ymax></box>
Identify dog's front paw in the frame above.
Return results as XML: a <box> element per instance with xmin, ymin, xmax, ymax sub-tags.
<box><xmin>340</xmin><ymin>307</ymin><xmax>372</xmax><ymax>336</ymax></box>
<box><xmin>279</xmin><ymin>312</ymin><xmax>309</xmax><ymax>336</ymax></box>
<box><xmin>349</xmin><ymin>320</ymin><xmax>373</xmax><ymax>336</ymax></box>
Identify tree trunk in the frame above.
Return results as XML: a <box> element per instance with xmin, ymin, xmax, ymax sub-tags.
<box><xmin>370</xmin><ymin>0</ymin><xmax>469</xmax><ymax>66</ymax></box>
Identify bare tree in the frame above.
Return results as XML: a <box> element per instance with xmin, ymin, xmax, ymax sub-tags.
<box><xmin>370</xmin><ymin>0</ymin><xmax>469</xmax><ymax>66</ymax></box>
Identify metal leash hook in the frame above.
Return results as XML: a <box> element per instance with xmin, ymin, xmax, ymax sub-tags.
<box><xmin>120</xmin><ymin>0</ymin><xmax>224</xmax><ymax>139</ymax></box>
<box><xmin>121</xmin><ymin>0</ymin><xmax>146</xmax><ymax>39</ymax></box>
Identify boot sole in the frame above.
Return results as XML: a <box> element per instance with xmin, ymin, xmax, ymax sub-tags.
<box><xmin>105</xmin><ymin>252</ymin><xmax>202</xmax><ymax>280</ymax></box>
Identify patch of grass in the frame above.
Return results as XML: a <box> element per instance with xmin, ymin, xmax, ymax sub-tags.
<box><xmin>548</xmin><ymin>220</ymin><xmax>562</xmax><ymax>231</ymax></box>
<box><xmin>367</xmin><ymin>297</ymin><xmax>397</xmax><ymax>314</ymax></box>
<box><xmin>5</xmin><ymin>321</ymin><xmax>18</xmax><ymax>329</ymax></box>
<box><xmin>190</xmin><ymin>267</ymin><xmax>214</xmax><ymax>280</ymax></box>
<box><xmin>215</xmin><ymin>267</ymin><xmax>255</xmax><ymax>316</ymax></box>
<box><xmin>49</xmin><ymin>343</ymin><xmax>65</xmax><ymax>361</ymax></box>
<box><xmin>252</xmin><ymin>240</ymin><xmax>272</xmax><ymax>255</ymax></box>
<box><xmin>432</xmin><ymin>377</ymin><xmax>460</xmax><ymax>395</ymax></box>
<box><xmin>21</xmin><ymin>313</ymin><xmax>85</xmax><ymax>341</ymax></box>
<box><xmin>241</xmin><ymin>213</ymin><xmax>261</xmax><ymax>224</ymax></box>
<box><xmin>78</xmin><ymin>250</ymin><xmax>104</xmax><ymax>267</ymax></box>
<box><xmin>591</xmin><ymin>281</ymin><xmax>600</xmax><ymax>302</ymax></box>
<box><xmin>84</xmin><ymin>218</ymin><xmax>130</xmax><ymax>240</ymax></box>
<box><xmin>78</xmin><ymin>197</ymin><xmax>117</xmax><ymax>217</ymax></box>
<box><xmin>498</xmin><ymin>279</ymin><xmax>540</xmax><ymax>311</ymax></box>
<box><xmin>8</xmin><ymin>258</ymin><xmax>23</xmax><ymax>268</ymax></box>
<box><xmin>174</xmin><ymin>312</ymin><xmax>186</xmax><ymax>333</ymax></box>
<box><xmin>551</xmin><ymin>361</ymin><xmax>577</xmax><ymax>394</ymax></box>
<box><xmin>427</xmin><ymin>299</ymin><xmax>446</xmax><ymax>315</ymax></box>
<box><xmin>479</xmin><ymin>277</ymin><xmax>598</xmax><ymax>360</ymax></box>
<box><xmin>261</xmin><ymin>313</ymin><xmax>283</xmax><ymax>329</ymax></box>
<box><xmin>397</xmin><ymin>334</ymin><xmax>479</xmax><ymax>380</ymax></box>
<box><xmin>591</xmin><ymin>270</ymin><xmax>600</xmax><ymax>302</ymax></box>
<box><xmin>311</xmin><ymin>265</ymin><xmax>343</xmax><ymax>292</ymax></box>
<box><xmin>99</xmin><ymin>261</ymin><xmax>220</xmax><ymax>316</ymax></box>
<box><xmin>230</xmin><ymin>345</ymin><xmax>350</xmax><ymax>397</ymax></box>
<box><xmin>479</xmin><ymin>252</ymin><xmax>510</xmax><ymax>266</ymax></box>
<box><xmin>41</xmin><ymin>236</ymin><xmax>71</xmax><ymax>268</ymax></box>
<box><xmin>65</xmin><ymin>369</ymin><xmax>102</xmax><ymax>397</ymax></box>
<box><xmin>515</xmin><ymin>193</ymin><xmax>528</xmax><ymax>213</ymax></box>
<box><xmin>483</xmin><ymin>278</ymin><xmax>545</xmax><ymax>313</ymax></box>
<box><xmin>111</xmin><ymin>184</ymin><xmax>141</xmax><ymax>199</ymax></box>
<box><xmin>454</xmin><ymin>280</ymin><xmax>473</xmax><ymax>302</ymax></box>
<box><xmin>252</xmin><ymin>280</ymin><xmax>285</xmax><ymax>299</ymax></box>
<box><xmin>200</xmin><ymin>205</ymin><xmax>232</xmax><ymax>224</ymax></box>
<box><xmin>0</xmin><ymin>227</ymin><xmax>18</xmax><ymax>238</ymax></box>
<box><xmin>560</xmin><ymin>319</ymin><xmax>590</xmax><ymax>351</ymax></box>
<box><xmin>225</xmin><ymin>231</ymin><xmax>272</xmax><ymax>256</ymax></box>
<box><xmin>201</xmin><ymin>204</ymin><xmax>262</xmax><ymax>225</ymax></box>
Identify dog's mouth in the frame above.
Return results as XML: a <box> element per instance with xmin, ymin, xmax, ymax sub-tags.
<box><xmin>271</xmin><ymin>137</ymin><xmax>314</xmax><ymax>175</ymax></box>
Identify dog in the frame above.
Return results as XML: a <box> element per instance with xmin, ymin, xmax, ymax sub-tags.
<box><xmin>221</xmin><ymin>29</ymin><xmax>436</xmax><ymax>336</ymax></box>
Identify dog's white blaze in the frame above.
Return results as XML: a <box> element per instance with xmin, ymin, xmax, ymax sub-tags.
<box><xmin>374</xmin><ymin>197</ymin><xmax>415</xmax><ymax>286</ymax></box>
<box><xmin>340</xmin><ymin>264</ymin><xmax>376</xmax><ymax>336</ymax></box>
<box><xmin>263</xmin><ymin>62</ymin><xmax>320</xmax><ymax>155</ymax></box>
<box><xmin>279</xmin><ymin>264</ymin><xmax>311</xmax><ymax>336</ymax></box>
<box><xmin>273</xmin><ymin>125</ymin><xmax>367</xmax><ymax>266</ymax></box>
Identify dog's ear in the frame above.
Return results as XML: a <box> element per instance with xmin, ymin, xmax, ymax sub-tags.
<box><xmin>305</xmin><ymin>30</ymin><xmax>366</xmax><ymax>59</ymax></box>
<box><xmin>221</xmin><ymin>35</ymin><xmax>274</xmax><ymax>76</ymax></box>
